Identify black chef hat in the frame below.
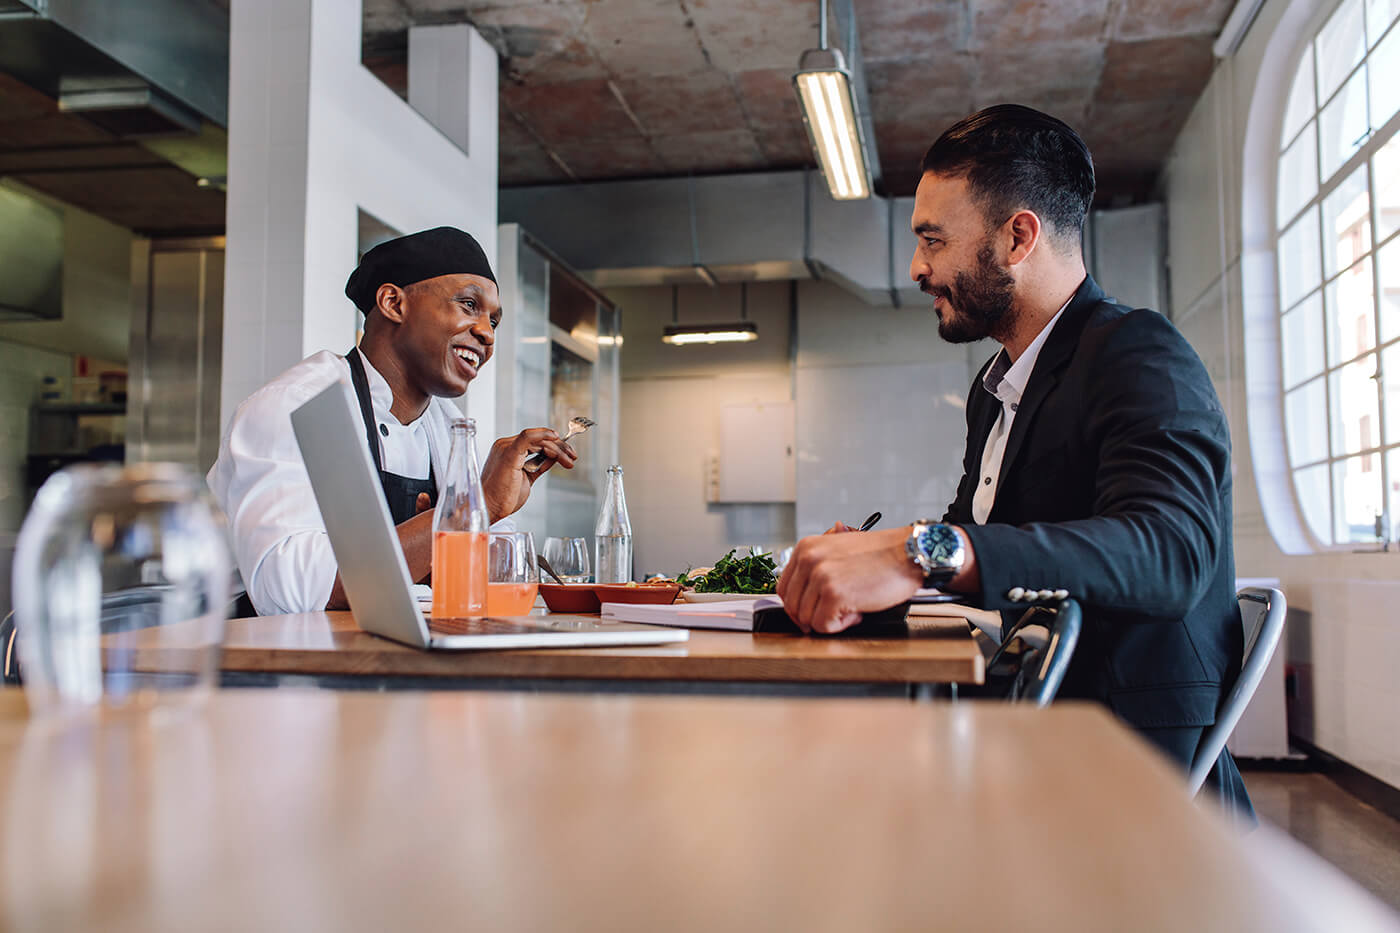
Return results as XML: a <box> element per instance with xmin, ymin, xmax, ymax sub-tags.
<box><xmin>344</xmin><ymin>226</ymin><xmax>496</xmax><ymax>314</ymax></box>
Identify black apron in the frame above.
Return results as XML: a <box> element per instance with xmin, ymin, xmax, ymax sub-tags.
<box><xmin>346</xmin><ymin>349</ymin><xmax>438</xmax><ymax>525</ymax></box>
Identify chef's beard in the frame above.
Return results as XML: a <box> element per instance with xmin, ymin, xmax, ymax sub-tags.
<box><xmin>924</xmin><ymin>242</ymin><xmax>1016</xmax><ymax>344</ymax></box>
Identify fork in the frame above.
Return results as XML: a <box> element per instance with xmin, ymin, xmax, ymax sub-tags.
<box><xmin>525</xmin><ymin>416</ymin><xmax>595</xmax><ymax>472</ymax></box>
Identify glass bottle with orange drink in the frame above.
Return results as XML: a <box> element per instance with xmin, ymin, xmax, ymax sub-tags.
<box><xmin>432</xmin><ymin>418</ymin><xmax>489</xmax><ymax>618</ymax></box>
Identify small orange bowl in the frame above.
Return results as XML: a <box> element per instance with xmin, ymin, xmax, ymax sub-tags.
<box><xmin>595</xmin><ymin>583</ymin><xmax>682</xmax><ymax>605</ymax></box>
<box><xmin>539</xmin><ymin>583</ymin><xmax>602</xmax><ymax>613</ymax></box>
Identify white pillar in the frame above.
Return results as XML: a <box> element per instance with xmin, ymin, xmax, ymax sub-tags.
<box><xmin>409</xmin><ymin>24</ymin><xmax>477</xmax><ymax>154</ymax></box>
<box><xmin>223</xmin><ymin>0</ymin><xmax>499</xmax><ymax>443</ymax></box>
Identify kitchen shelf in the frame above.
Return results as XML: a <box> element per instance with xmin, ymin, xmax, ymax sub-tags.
<box><xmin>33</xmin><ymin>402</ymin><xmax>126</xmax><ymax>415</ymax></box>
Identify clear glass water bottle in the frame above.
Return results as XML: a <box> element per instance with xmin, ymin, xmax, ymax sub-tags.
<box><xmin>594</xmin><ymin>464</ymin><xmax>633</xmax><ymax>584</ymax></box>
<box><xmin>432</xmin><ymin>418</ymin><xmax>489</xmax><ymax>618</ymax></box>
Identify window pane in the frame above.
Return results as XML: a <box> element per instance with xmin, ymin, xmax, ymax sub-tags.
<box><xmin>1286</xmin><ymin>377</ymin><xmax>1330</xmax><ymax>465</ymax></box>
<box><xmin>1330</xmin><ymin>353</ymin><xmax>1380</xmax><ymax>455</ymax></box>
<box><xmin>1388</xmin><ymin>449</ymin><xmax>1400</xmax><ymax>543</ymax></box>
<box><xmin>1282</xmin><ymin>291</ymin><xmax>1327</xmax><ymax>387</ymax></box>
<box><xmin>1333</xmin><ymin>455</ymin><xmax>1384</xmax><ymax>542</ymax></box>
<box><xmin>1375</xmin><ymin>137</ymin><xmax>1400</xmax><ymax>243</ymax></box>
<box><xmin>1296</xmin><ymin>462</ymin><xmax>1334</xmax><ymax>544</ymax></box>
<box><xmin>1321</xmin><ymin>164</ymin><xmax>1372</xmax><ymax>279</ymax></box>
<box><xmin>1384</xmin><ymin>344</ymin><xmax>1400</xmax><ymax>444</ymax></box>
<box><xmin>1382</xmin><ymin>238</ymin><xmax>1400</xmax><ymax>342</ymax></box>
<box><xmin>1283</xmin><ymin>46</ymin><xmax>1318</xmax><ymax>142</ymax></box>
<box><xmin>1278</xmin><ymin>124</ymin><xmax>1319</xmax><ymax>226</ymax></box>
<box><xmin>1318</xmin><ymin>0</ymin><xmax>1367</xmax><ymax>100</ymax></box>
<box><xmin>1371</xmin><ymin>20</ymin><xmax>1400</xmax><ymax>127</ymax></box>
<box><xmin>1279</xmin><ymin>207</ymin><xmax>1323</xmax><ymax>309</ymax></box>
<box><xmin>1368</xmin><ymin>0</ymin><xmax>1400</xmax><ymax>47</ymax></box>
<box><xmin>1326</xmin><ymin>258</ymin><xmax>1377</xmax><ymax>365</ymax></box>
<box><xmin>1320</xmin><ymin>66</ymin><xmax>1371</xmax><ymax>181</ymax></box>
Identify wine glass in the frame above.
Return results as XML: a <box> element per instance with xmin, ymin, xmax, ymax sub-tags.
<box><xmin>542</xmin><ymin>535</ymin><xmax>590</xmax><ymax>583</ymax></box>
<box><xmin>11</xmin><ymin>463</ymin><xmax>231</xmax><ymax>715</ymax></box>
<box><xmin>485</xmin><ymin>532</ymin><xmax>539</xmax><ymax>616</ymax></box>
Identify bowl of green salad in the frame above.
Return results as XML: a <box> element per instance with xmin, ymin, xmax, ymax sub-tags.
<box><xmin>678</xmin><ymin>549</ymin><xmax>778</xmax><ymax>602</ymax></box>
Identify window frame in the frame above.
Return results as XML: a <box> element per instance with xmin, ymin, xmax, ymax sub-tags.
<box><xmin>1275</xmin><ymin>0</ymin><xmax>1400</xmax><ymax>550</ymax></box>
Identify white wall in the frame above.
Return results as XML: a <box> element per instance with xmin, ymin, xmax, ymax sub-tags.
<box><xmin>612</xmin><ymin>279</ymin><xmax>978</xmax><ymax>577</ymax></box>
<box><xmin>1163</xmin><ymin>0</ymin><xmax>1400</xmax><ymax>789</ymax></box>
<box><xmin>793</xmin><ymin>280</ymin><xmax>978</xmax><ymax>538</ymax></box>
<box><xmin>223</xmin><ymin>2</ymin><xmax>499</xmax><ymax>441</ymax></box>
<box><xmin>613</xmin><ymin>281</ymin><xmax>796</xmax><ymax>577</ymax></box>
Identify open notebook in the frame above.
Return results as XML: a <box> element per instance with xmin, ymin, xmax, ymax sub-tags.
<box><xmin>601</xmin><ymin>591</ymin><xmax>1003</xmax><ymax>638</ymax></box>
<box><xmin>602</xmin><ymin>595</ymin><xmax>937</xmax><ymax>635</ymax></box>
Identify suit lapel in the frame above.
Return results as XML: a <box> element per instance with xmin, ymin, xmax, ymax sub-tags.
<box><xmin>993</xmin><ymin>276</ymin><xmax>1106</xmax><ymax>493</ymax></box>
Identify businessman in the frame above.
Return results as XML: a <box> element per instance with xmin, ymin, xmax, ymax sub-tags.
<box><xmin>777</xmin><ymin>105</ymin><xmax>1251</xmax><ymax>816</ymax></box>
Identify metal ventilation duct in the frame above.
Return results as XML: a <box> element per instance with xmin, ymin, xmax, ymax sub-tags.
<box><xmin>0</xmin><ymin>0</ymin><xmax>228</xmax><ymax>127</ymax></box>
<box><xmin>499</xmin><ymin>171</ymin><xmax>925</xmax><ymax>308</ymax></box>
<box><xmin>58</xmin><ymin>75</ymin><xmax>202</xmax><ymax>138</ymax></box>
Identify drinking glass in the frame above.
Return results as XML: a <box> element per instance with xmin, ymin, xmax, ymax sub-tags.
<box><xmin>12</xmin><ymin>463</ymin><xmax>231</xmax><ymax>715</ymax></box>
<box><xmin>542</xmin><ymin>535</ymin><xmax>590</xmax><ymax>583</ymax></box>
<box><xmin>485</xmin><ymin>531</ymin><xmax>540</xmax><ymax>616</ymax></box>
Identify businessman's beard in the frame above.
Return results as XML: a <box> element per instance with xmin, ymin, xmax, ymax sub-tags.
<box><xmin>925</xmin><ymin>242</ymin><xmax>1015</xmax><ymax>344</ymax></box>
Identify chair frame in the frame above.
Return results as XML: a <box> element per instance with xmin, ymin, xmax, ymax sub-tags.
<box><xmin>1187</xmin><ymin>586</ymin><xmax>1287</xmax><ymax>794</ymax></box>
<box><xmin>998</xmin><ymin>598</ymin><xmax>1082</xmax><ymax>707</ymax></box>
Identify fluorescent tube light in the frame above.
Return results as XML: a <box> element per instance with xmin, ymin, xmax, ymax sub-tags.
<box><xmin>793</xmin><ymin>47</ymin><xmax>871</xmax><ymax>201</ymax></box>
<box><xmin>662</xmin><ymin>323</ymin><xmax>759</xmax><ymax>345</ymax></box>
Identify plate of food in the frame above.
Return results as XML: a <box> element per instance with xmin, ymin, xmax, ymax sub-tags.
<box><xmin>680</xmin><ymin>590</ymin><xmax>762</xmax><ymax>603</ymax></box>
<box><xmin>677</xmin><ymin>549</ymin><xmax>778</xmax><ymax>602</ymax></box>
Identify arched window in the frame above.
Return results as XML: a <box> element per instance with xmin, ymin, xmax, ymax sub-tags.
<box><xmin>1276</xmin><ymin>0</ymin><xmax>1400</xmax><ymax>547</ymax></box>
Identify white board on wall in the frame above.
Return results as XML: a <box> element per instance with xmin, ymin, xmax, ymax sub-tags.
<box><xmin>718</xmin><ymin>401</ymin><xmax>794</xmax><ymax>502</ymax></box>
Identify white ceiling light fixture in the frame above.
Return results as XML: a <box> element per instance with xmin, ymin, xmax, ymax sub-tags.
<box><xmin>661</xmin><ymin>283</ymin><xmax>759</xmax><ymax>346</ymax></box>
<box><xmin>792</xmin><ymin>1</ymin><xmax>872</xmax><ymax>201</ymax></box>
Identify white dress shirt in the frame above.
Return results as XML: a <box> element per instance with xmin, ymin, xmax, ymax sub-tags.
<box><xmin>971</xmin><ymin>298</ymin><xmax>1072</xmax><ymax>524</ymax></box>
<box><xmin>207</xmin><ymin>349</ymin><xmax>505</xmax><ymax>616</ymax></box>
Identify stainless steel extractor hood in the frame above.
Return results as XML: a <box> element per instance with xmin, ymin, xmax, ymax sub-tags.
<box><xmin>0</xmin><ymin>182</ymin><xmax>62</xmax><ymax>322</ymax></box>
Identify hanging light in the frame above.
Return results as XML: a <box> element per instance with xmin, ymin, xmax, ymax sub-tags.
<box><xmin>661</xmin><ymin>283</ymin><xmax>759</xmax><ymax>345</ymax></box>
<box><xmin>792</xmin><ymin>2</ymin><xmax>871</xmax><ymax>201</ymax></box>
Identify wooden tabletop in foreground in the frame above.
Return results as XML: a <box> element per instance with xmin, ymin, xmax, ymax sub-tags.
<box><xmin>130</xmin><ymin>610</ymin><xmax>985</xmax><ymax>684</ymax></box>
<box><xmin>0</xmin><ymin>690</ymin><xmax>1393</xmax><ymax>933</ymax></box>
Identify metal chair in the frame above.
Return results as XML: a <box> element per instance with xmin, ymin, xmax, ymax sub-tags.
<box><xmin>992</xmin><ymin>598</ymin><xmax>1082</xmax><ymax>707</ymax></box>
<box><xmin>1187</xmin><ymin>586</ymin><xmax>1287</xmax><ymax>795</ymax></box>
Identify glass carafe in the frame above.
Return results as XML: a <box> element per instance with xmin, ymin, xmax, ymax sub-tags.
<box><xmin>432</xmin><ymin>418</ymin><xmax>489</xmax><ymax>618</ymax></box>
<box><xmin>594</xmin><ymin>465</ymin><xmax>633</xmax><ymax>584</ymax></box>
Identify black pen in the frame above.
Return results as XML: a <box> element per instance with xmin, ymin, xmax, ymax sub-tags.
<box><xmin>857</xmin><ymin>511</ymin><xmax>882</xmax><ymax>532</ymax></box>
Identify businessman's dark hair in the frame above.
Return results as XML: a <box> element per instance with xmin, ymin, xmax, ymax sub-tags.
<box><xmin>920</xmin><ymin>104</ymin><xmax>1095</xmax><ymax>249</ymax></box>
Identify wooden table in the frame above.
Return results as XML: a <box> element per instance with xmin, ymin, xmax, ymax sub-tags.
<box><xmin>113</xmin><ymin>610</ymin><xmax>985</xmax><ymax>692</ymax></box>
<box><xmin>0</xmin><ymin>689</ymin><xmax>1393</xmax><ymax>932</ymax></box>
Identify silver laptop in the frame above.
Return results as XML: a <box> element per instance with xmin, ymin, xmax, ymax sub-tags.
<box><xmin>290</xmin><ymin>379</ymin><xmax>688</xmax><ymax>651</ymax></box>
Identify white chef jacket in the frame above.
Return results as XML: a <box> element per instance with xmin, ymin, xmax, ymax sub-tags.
<box><xmin>207</xmin><ymin>349</ymin><xmax>509</xmax><ymax>616</ymax></box>
<box><xmin>971</xmin><ymin>297</ymin><xmax>1072</xmax><ymax>524</ymax></box>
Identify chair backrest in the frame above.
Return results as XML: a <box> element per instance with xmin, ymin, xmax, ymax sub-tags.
<box><xmin>0</xmin><ymin>611</ymin><xmax>17</xmax><ymax>685</ymax></box>
<box><xmin>1187</xmin><ymin>586</ymin><xmax>1287</xmax><ymax>794</ymax></box>
<box><xmin>1005</xmin><ymin>598</ymin><xmax>1082</xmax><ymax>707</ymax></box>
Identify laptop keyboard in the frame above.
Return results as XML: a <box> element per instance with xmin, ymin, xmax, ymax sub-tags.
<box><xmin>429</xmin><ymin>617</ymin><xmax>556</xmax><ymax>636</ymax></box>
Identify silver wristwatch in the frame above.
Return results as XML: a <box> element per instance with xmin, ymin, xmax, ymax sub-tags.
<box><xmin>905</xmin><ymin>521</ymin><xmax>966</xmax><ymax>586</ymax></box>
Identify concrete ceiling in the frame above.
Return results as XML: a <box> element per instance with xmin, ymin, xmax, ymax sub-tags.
<box><xmin>363</xmin><ymin>0</ymin><xmax>1232</xmax><ymax>203</ymax></box>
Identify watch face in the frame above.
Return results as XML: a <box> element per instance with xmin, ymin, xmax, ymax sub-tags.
<box><xmin>918</xmin><ymin>524</ymin><xmax>961</xmax><ymax>567</ymax></box>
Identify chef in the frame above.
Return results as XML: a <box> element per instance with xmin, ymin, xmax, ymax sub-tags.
<box><xmin>208</xmin><ymin>226</ymin><xmax>577</xmax><ymax>615</ymax></box>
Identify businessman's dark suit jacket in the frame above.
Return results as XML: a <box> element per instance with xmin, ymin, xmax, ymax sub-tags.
<box><xmin>944</xmin><ymin>275</ymin><xmax>1251</xmax><ymax>813</ymax></box>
